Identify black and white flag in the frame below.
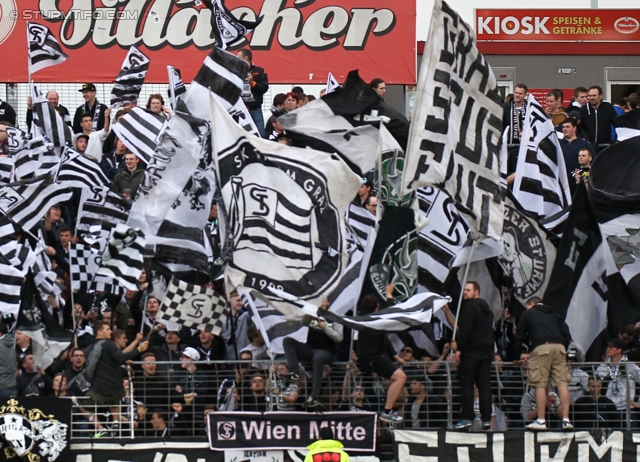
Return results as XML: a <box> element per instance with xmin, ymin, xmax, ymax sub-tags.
<box><xmin>77</xmin><ymin>186</ymin><xmax>132</xmax><ymax>243</ymax></box>
<box><xmin>167</xmin><ymin>65</ymin><xmax>187</xmax><ymax>110</ymax></box>
<box><xmin>613</xmin><ymin>109</ymin><xmax>640</xmax><ymax>142</ymax></box>
<box><xmin>110</xmin><ymin>45</ymin><xmax>150</xmax><ymax>108</ymax></box>
<box><xmin>326</xmin><ymin>72</ymin><xmax>340</xmax><ymax>94</ymax></box>
<box><xmin>128</xmin><ymin>107</ymin><xmax>211</xmax><ymax>237</ymax></box>
<box><xmin>346</xmin><ymin>204</ymin><xmax>376</xmax><ymax>248</ymax></box>
<box><xmin>31</xmin><ymin>85</ymin><xmax>72</xmax><ymax>148</ymax></box>
<box><xmin>590</xmin><ymin>136</ymin><xmax>640</xmax><ymax>307</ymax></box>
<box><xmin>69</xmin><ymin>242</ymin><xmax>102</xmax><ymax>291</ymax></box>
<box><xmin>13</xmin><ymin>137</ymin><xmax>57</xmax><ymax>180</ymax></box>
<box><xmin>181</xmin><ymin>47</ymin><xmax>259</xmax><ymax>136</ymax></box>
<box><xmin>0</xmin><ymin>177</ymin><xmax>72</xmax><ymax>232</ymax></box>
<box><xmin>56</xmin><ymin>148</ymin><xmax>110</xmax><ymax>189</ymax></box>
<box><xmin>544</xmin><ymin>183</ymin><xmax>614</xmax><ymax>355</ymax></box>
<box><xmin>5</xmin><ymin>126</ymin><xmax>27</xmax><ymax>153</ymax></box>
<box><xmin>402</xmin><ymin>0</ymin><xmax>504</xmax><ymax>241</ymax></box>
<box><xmin>212</xmin><ymin>95</ymin><xmax>362</xmax><ymax>306</ymax></box>
<box><xmin>0</xmin><ymin>263</ymin><xmax>22</xmax><ymax>326</ymax></box>
<box><xmin>111</xmin><ymin>107</ymin><xmax>167</xmax><ymax>163</ymax></box>
<box><xmin>158</xmin><ymin>278</ymin><xmax>228</xmax><ymax>335</ymax></box>
<box><xmin>498</xmin><ymin>192</ymin><xmax>557</xmax><ymax>306</ymax></box>
<box><xmin>323</xmin><ymin>292</ymin><xmax>450</xmax><ymax>332</ymax></box>
<box><xmin>0</xmin><ymin>157</ymin><xmax>13</xmax><ymax>184</ymax></box>
<box><xmin>27</xmin><ymin>22</ymin><xmax>69</xmax><ymax>73</ymax></box>
<box><xmin>202</xmin><ymin>0</ymin><xmax>262</xmax><ymax>50</ymax></box>
<box><xmin>95</xmin><ymin>223</ymin><xmax>147</xmax><ymax>291</ymax></box>
<box><xmin>512</xmin><ymin>94</ymin><xmax>572</xmax><ymax>236</ymax></box>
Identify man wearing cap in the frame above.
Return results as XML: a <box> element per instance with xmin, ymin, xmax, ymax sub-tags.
<box><xmin>353</xmin><ymin>177</ymin><xmax>373</xmax><ymax>207</ymax></box>
<box><xmin>595</xmin><ymin>339</ymin><xmax>640</xmax><ymax>419</ymax></box>
<box><xmin>513</xmin><ymin>298</ymin><xmax>573</xmax><ymax>430</ymax></box>
<box><xmin>73</xmin><ymin>83</ymin><xmax>109</xmax><ymax>134</ymax></box>
<box><xmin>304</xmin><ymin>427</ymin><xmax>349</xmax><ymax>462</ymax></box>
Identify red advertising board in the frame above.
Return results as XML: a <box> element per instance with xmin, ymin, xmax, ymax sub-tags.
<box><xmin>475</xmin><ymin>9</ymin><xmax>640</xmax><ymax>42</ymax></box>
<box><xmin>0</xmin><ymin>0</ymin><xmax>416</xmax><ymax>84</ymax></box>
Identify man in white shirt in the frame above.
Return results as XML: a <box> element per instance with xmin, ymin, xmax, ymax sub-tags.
<box><xmin>79</xmin><ymin>108</ymin><xmax>110</xmax><ymax>162</ymax></box>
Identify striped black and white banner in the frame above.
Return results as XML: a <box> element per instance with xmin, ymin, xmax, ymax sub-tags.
<box><xmin>56</xmin><ymin>147</ymin><xmax>110</xmax><ymax>189</ymax></box>
<box><xmin>77</xmin><ymin>186</ymin><xmax>132</xmax><ymax>243</ymax></box>
<box><xmin>0</xmin><ymin>263</ymin><xmax>23</xmax><ymax>324</ymax></box>
<box><xmin>167</xmin><ymin>66</ymin><xmax>186</xmax><ymax>110</ymax></box>
<box><xmin>32</xmin><ymin>242</ymin><xmax>58</xmax><ymax>296</ymax></box>
<box><xmin>346</xmin><ymin>203</ymin><xmax>376</xmax><ymax>248</ymax></box>
<box><xmin>27</xmin><ymin>22</ymin><xmax>69</xmax><ymax>73</ymax></box>
<box><xmin>95</xmin><ymin>223</ymin><xmax>147</xmax><ymax>291</ymax></box>
<box><xmin>0</xmin><ymin>157</ymin><xmax>13</xmax><ymax>184</ymax></box>
<box><xmin>31</xmin><ymin>85</ymin><xmax>72</xmax><ymax>148</ymax></box>
<box><xmin>110</xmin><ymin>46</ymin><xmax>150</xmax><ymax>108</ymax></box>
<box><xmin>111</xmin><ymin>107</ymin><xmax>166</xmax><ymax>163</ymax></box>
<box><xmin>512</xmin><ymin>94</ymin><xmax>572</xmax><ymax>236</ymax></box>
<box><xmin>14</xmin><ymin>137</ymin><xmax>58</xmax><ymax>181</ymax></box>
<box><xmin>322</xmin><ymin>291</ymin><xmax>451</xmax><ymax>332</ymax></box>
<box><xmin>0</xmin><ymin>177</ymin><xmax>72</xmax><ymax>231</ymax></box>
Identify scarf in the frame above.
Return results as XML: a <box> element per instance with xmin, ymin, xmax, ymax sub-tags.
<box><xmin>84</xmin><ymin>101</ymin><xmax>102</xmax><ymax>132</ymax></box>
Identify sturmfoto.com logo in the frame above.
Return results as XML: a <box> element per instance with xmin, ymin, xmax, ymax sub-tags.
<box><xmin>0</xmin><ymin>0</ymin><xmax>17</xmax><ymax>46</ymax></box>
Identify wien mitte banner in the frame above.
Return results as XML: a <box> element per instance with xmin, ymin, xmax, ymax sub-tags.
<box><xmin>0</xmin><ymin>0</ymin><xmax>416</xmax><ymax>84</ymax></box>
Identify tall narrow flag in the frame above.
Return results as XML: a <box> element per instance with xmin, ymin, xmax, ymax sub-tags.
<box><xmin>31</xmin><ymin>85</ymin><xmax>72</xmax><ymax>148</ymax></box>
<box><xmin>110</xmin><ymin>46</ymin><xmax>150</xmax><ymax>108</ymax></box>
<box><xmin>202</xmin><ymin>0</ymin><xmax>262</xmax><ymax>50</ymax></box>
<box><xmin>167</xmin><ymin>66</ymin><xmax>187</xmax><ymax>110</ymax></box>
<box><xmin>402</xmin><ymin>0</ymin><xmax>504</xmax><ymax>241</ymax></box>
<box><xmin>27</xmin><ymin>23</ymin><xmax>69</xmax><ymax>73</ymax></box>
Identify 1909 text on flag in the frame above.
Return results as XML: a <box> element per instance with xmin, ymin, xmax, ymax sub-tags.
<box><xmin>402</xmin><ymin>0</ymin><xmax>504</xmax><ymax>241</ymax></box>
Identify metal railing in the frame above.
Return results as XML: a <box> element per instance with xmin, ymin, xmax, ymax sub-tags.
<box><xmin>60</xmin><ymin>360</ymin><xmax>639</xmax><ymax>438</ymax></box>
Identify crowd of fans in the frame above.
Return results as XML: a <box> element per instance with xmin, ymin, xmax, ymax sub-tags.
<box><xmin>0</xmin><ymin>69</ymin><xmax>639</xmax><ymax>437</ymax></box>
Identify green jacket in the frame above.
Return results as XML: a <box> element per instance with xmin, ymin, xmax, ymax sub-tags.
<box><xmin>304</xmin><ymin>439</ymin><xmax>350</xmax><ymax>462</ymax></box>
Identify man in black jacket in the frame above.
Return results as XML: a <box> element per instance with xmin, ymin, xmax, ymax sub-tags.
<box><xmin>579</xmin><ymin>85</ymin><xmax>617</xmax><ymax>146</ymax></box>
<box><xmin>453</xmin><ymin>281</ymin><xmax>494</xmax><ymax>430</ymax></box>
<box><xmin>513</xmin><ymin>298</ymin><xmax>573</xmax><ymax>431</ymax></box>
<box><xmin>73</xmin><ymin>83</ymin><xmax>108</xmax><ymax>134</ymax></box>
<box><xmin>237</xmin><ymin>48</ymin><xmax>269</xmax><ymax>138</ymax></box>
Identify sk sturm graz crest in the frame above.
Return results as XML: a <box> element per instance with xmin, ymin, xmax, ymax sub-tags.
<box><xmin>219</xmin><ymin>139</ymin><xmax>344</xmax><ymax>300</ymax></box>
<box><xmin>0</xmin><ymin>399</ymin><xmax>68</xmax><ymax>461</ymax></box>
<box><xmin>608</xmin><ymin>229</ymin><xmax>640</xmax><ymax>269</ymax></box>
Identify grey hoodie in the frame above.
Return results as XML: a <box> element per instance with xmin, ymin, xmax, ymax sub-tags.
<box><xmin>0</xmin><ymin>333</ymin><xmax>17</xmax><ymax>390</ymax></box>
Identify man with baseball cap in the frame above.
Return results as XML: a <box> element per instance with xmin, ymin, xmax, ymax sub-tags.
<box><xmin>513</xmin><ymin>298</ymin><xmax>573</xmax><ymax>430</ymax></box>
<box><xmin>73</xmin><ymin>83</ymin><xmax>108</xmax><ymax>134</ymax></box>
<box><xmin>595</xmin><ymin>339</ymin><xmax>640</xmax><ymax>420</ymax></box>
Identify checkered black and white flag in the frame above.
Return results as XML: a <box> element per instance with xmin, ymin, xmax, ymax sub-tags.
<box><xmin>70</xmin><ymin>242</ymin><xmax>102</xmax><ymax>291</ymax></box>
<box><xmin>158</xmin><ymin>277</ymin><xmax>228</xmax><ymax>335</ymax></box>
<box><xmin>56</xmin><ymin>147</ymin><xmax>110</xmax><ymax>189</ymax></box>
<box><xmin>512</xmin><ymin>94</ymin><xmax>572</xmax><ymax>236</ymax></box>
<box><xmin>31</xmin><ymin>85</ymin><xmax>72</xmax><ymax>148</ymax></box>
<box><xmin>110</xmin><ymin>46</ymin><xmax>150</xmax><ymax>108</ymax></box>
<box><xmin>0</xmin><ymin>177</ymin><xmax>72</xmax><ymax>232</ymax></box>
<box><xmin>95</xmin><ymin>223</ymin><xmax>147</xmax><ymax>291</ymax></box>
<box><xmin>111</xmin><ymin>107</ymin><xmax>167</xmax><ymax>163</ymax></box>
<box><xmin>28</xmin><ymin>23</ymin><xmax>69</xmax><ymax>74</ymax></box>
<box><xmin>402</xmin><ymin>0</ymin><xmax>505</xmax><ymax>241</ymax></box>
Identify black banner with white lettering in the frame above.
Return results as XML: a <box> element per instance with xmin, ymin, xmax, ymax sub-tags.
<box><xmin>207</xmin><ymin>411</ymin><xmax>377</xmax><ymax>451</ymax></box>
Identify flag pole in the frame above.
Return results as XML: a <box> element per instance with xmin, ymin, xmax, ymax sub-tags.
<box><xmin>451</xmin><ymin>239</ymin><xmax>478</xmax><ymax>342</ymax></box>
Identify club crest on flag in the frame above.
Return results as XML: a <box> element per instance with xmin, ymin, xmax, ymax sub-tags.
<box><xmin>499</xmin><ymin>206</ymin><xmax>547</xmax><ymax>299</ymax></box>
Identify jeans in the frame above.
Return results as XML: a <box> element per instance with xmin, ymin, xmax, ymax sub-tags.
<box><xmin>249</xmin><ymin>108</ymin><xmax>266</xmax><ymax>138</ymax></box>
<box><xmin>458</xmin><ymin>351</ymin><xmax>493</xmax><ymax>422</ymax></box>
<box><xmin>283</xmin><ymin>337</ymin><xmax>334</xmax><ymax>400</ymax></box>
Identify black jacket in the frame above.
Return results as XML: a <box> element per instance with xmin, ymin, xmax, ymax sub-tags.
<box><xmin>241</xmin><ymin>64</ymin><xmax>269</xmax><ymax>110</ymax></box>
<box><xmin>456</xmin><ymin>298</ymin><xmax>494</xmax><ymax>353</ymax></box>
<box><xmin>0</xmin><ymin>100</ymin><xmax>16</xmax><ymax>126</ymax></box>
<box><xmin>73</xmin><ymin>101</ymin><xmax>108</xmax><ymax>134</ymax></box>
<box><xmin>513</xmin><ymin>304</ymin><xmax>572</xmax><ymax>358</ymax></box>
<box><xmin>87</xmin><ymin>340</ymin><xmax>140</xmax><ymax>398</ymax></box>
<box><xmin>579</xmin><ymin>102</ymin><xmax>617</xmax><ymax>144</ymax></box>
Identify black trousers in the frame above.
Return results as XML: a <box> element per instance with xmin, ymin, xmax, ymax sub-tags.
<box><xmin>458</xmin><ymin>351</ymin><xmax>493</xmax><ymax>422</ymax></box>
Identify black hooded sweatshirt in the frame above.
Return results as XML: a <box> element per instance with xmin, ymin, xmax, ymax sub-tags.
<box><xmin>513</xmin><ymin>303</ymin><xmax>572</xmax><ymax>358</ymax></box>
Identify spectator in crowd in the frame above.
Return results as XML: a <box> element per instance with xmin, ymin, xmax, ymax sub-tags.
<box><xmin>73</xmin><ymin>83</ymin><xmax>108</xmax><ymax>133</ymax></box>
<box><xmin>304</xmin><ymin>427</ymin><xmax>350</xmax><ymax>462</ymax></box>
<box><xmin>613</xmin><ymin>97</ymin><xmax>627</xmax><ymax>115</ymax></box>
<box><xmin>241</xmin><ymin>325</ymin><xmax>269</xmax><ymax>369</ymax></box>
<box><xmin>234</xmin><ymin>350</ymin><xmax>256</xmax><ymax>393</ymax></box>
<box><xmin>545</xmin><ymin>89</ymin><xmax>568</xmax><ymax>126</ymax></box>
<box><xmin>356</xmin><ymin>285</ymin><xmax>407</xmax><ymax>423</ymax></box>
<box><xmin>574</xmin><ymin>148</ymin><xmax>593</xmax><ymax>188</ymax></box>
<box><xmin>27</xmin><ymin>90</ymin><xmax>71</xmax><ymax>130</ymax></box>
<box><xmin>172</xmin><ymin>347</ymin><xmax>208</xmax><ymax>416</ymax></box>
<box><xmin>560</xmin><ymin>118</ymin><xmax>592</xmax><ymax>189</ymax></box>
<box><xmin>364</xmin><ymin>195</ymin><xmax>377</xmax><ymax>216</ymax></box>
<box><xmin>573</xmin><ymin>377</ymin><xmax>618</xmax><ymax>429</ymax></box>
<box><xmin>0</xmin><ymin>97</ymin><xmax>17</xmax><ymax>126</ymax></box>
<box><xmin>618</xmin><ymin>324</ymin><xmax>639</xmax><ymax>356</ymax></box>
<box><xmin>65</xmin><ymin>347</ymin><xmax>92</xmax><ymax>396</ymax></box>
<box><xmin>112</xmin><ymin>152</ymin><xmax>144</xmax><ymax>199</ymax></box>
<box><xmin>237</xmin><ymin>48</ymin><xmax>269</xmax><ymax>137</ymax></box>
<box><xmin>595</xmin><ymin>339</ymin><xmax>640</xmax><ymax>422</ymax></box>
<box><xmin>0</xmin><ymin>322</ymin><xmax>17</xmax><ymax>399</ymax></box>
<box><xmin>102</xmin><ymin>109</ymin><xmax>127</xmax><ymax>155</ymax></box>
<box><xmin>135</xmin><ymin>352</ymin><xmax>169</xmax><ymax>409</ymax></box>
<box><xmin>101</xmin><ymin>137</ymin><xmax>129</xmax><ymax>181</ymax></box>
<box><xmin>15</xmin><ymin>330</ymin><xmax>33</xmax><ymax>357</ymax></box>
<box><xmin>221</xmin><ymin>292</ymin><xmax>250</xmax><ymax>360</ymax></box>
<box><xmin>196</xmin><ymin>329</ymin><xmax>226</xmax><ymax>368</ymax></box>
<box><xmin>52</xmin><ymin>373</ymin><xmax>68</xmax><ymax>397</ymax></box>
<box><xmin>514</xmin><ymin>298</ymin><xmax>573</xmax><ymax>430</ymax></box>
<box><xmin>74</xmin><ymin>133</ymin><xmax>89</xmax><ymax>155</ymax></box>
<box><xmin>243</xmin><ymin>372</ymin><xmax>269</xmax><ymax>412</ymax></box>
<box><xmin>265</xmin><ymin>94</ymin><xmax>286</xmax><ymax>135</ymax></box>
<box><xmin>296</xmin><ymin>93</ymin><xmax>309</xmax><ymax>107</ymax></box>
<box><xmin>149</xmin><ymin>409</ymin><xmax>169</xmax><ymax>438</ymax></box>
<box><xmin>17</xmin><ymin>354</ymin><xmax>53</xmax><ymax>397</ymax></box>
<box><xmin>38</xmin><ymin>205</ymin><xmax>64</xmax><ymax>248</ymax></box>
<box><xmin>283</xmin><ymin>92</ymin><xmax>299</xmax><ymax>113</ymax></box>
<box><xmin>0</xmin><ymin>123</ymin><xmax>9</xmax><ymax>155</ymax></box>
<box><xmin>340</xmin><ymin>379</ymin><xmax>372</xmax><ymax>412</ymax></box>
<box><xmin>371</xmin><ymin>78</ymin><xmax>386</xmax><ymax>99</ymax></box>
<box><xmin>503</xmin><ymin>83</ymin><xmax>528</xmax><ymax>145</ymax></box>
<box><xmin>520</xmin><ymin>386</ymin><xmax>563</xmax><ymax>427</ymax></box>
<box><xmin>453</xmin><ymin>281</ymin><xmax>494</xmax><ymax>430</ymax></box>
<box><xmin>272</xmin><ymin>363</ymin><xmax>299</xmax><ymax>411</ymax></box>
<box><xmin>283</xmin><ymin>298</ymin><xmax>343</xmax><ymax>409</ymax></box>
<box><xmin>567</xmin><ymin>347</ymin><xmax>589</xmax><ymax>404</ymax></box>
<box><xmin>407</xmin><ymin>371</ymin><xmax>446</xmax><ymax>428</ymax></box>
<box><xmin>146</xmin><ymin>94</ymin><xmax>172</xmax><ymax>119</ymax></box>
<box><xmin>580</xmin><ymin>85</ymin><xmax>618</xmax><ymax>146</ymax></box>
<box><xmin>154</xmin><ymin>330</ymin><xmax>186</xmax><ymax>373</ymax></box>
<box><xmin>267</xmin><ymin>115</ymin><xmax>285</xmax><ymax>141</ymax></box>
<box><xmin>78</xmin><ymin>108</ymin><xmax>111</xmax><ymax>162</ymax></box>
<box><xmin>569</xmin><ymin>86</ymin><xmax>589</xmax><ymax>110</ymax></box>
<box><xmin>353</xmin><ymin>177</ymin><xmax>373</xmax><ymax>207</ymax></box>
